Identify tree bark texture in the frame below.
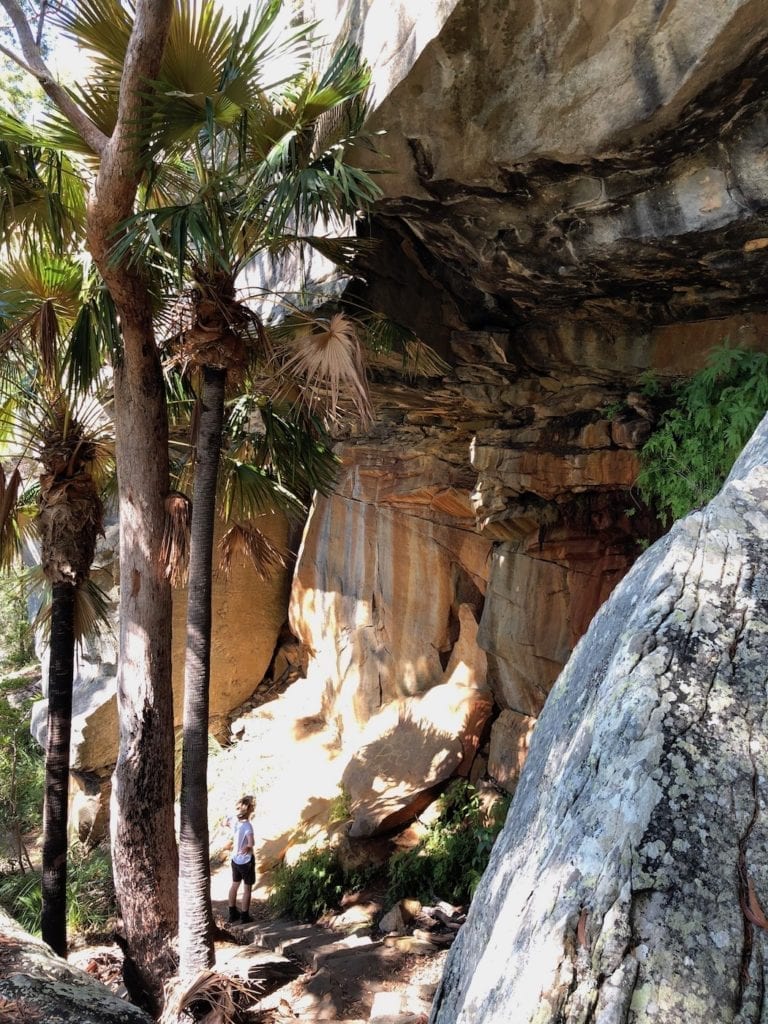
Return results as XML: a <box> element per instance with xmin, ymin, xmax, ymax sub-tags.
<box><xmin>178</xmin><ymin>365</ymin><xmax>225</xmax><ymax>977</ymax></box>
<box><xmin>0</xmin><ymin>0</ymin><xmax>177</xmax><ymax>1004</ymax></box>
<box><xmin>431</xmin><ymin>413</ymin><xmax>768</xmax><ymax>1024</ymax></box>
<box><xmin>41</xmin><ymin>582</ymin><xmax>75</xmax><ymax>958</ymax></box>
<box><xmin>83</xmin><ymin>1</ymin><xmax>177</xmax><ymax>1007</ymax></box>
<box><xmin>108</xmin><ymin>321</ymin><xmax>178</xmax><ymax>1009</ymax></box>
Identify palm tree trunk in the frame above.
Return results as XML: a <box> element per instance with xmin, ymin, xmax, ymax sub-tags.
<box><xmin>179</xmin><ymin>364</ymin><xmax>226</xmax><ymax>977</ymax></box>
<box><xmin>41</xmin><ymin>580</ymin><xmax>75</xmax><ymax>957</ymax></box>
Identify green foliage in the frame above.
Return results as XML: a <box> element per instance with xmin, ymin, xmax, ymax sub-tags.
<box><xmin>270</xmin><ymin>847</ymin><xmax>347</xmax><ymax>922</ymax></box>
<box><xmin>0</xmin><ymin>674</ymin><xmax>43</xmax><ymax>840</ymax></box>
<box><xmin>637</xmin><ymin>344</ymin><xmax>768</xmax><ymax>523</ymax></box>
<box><xmin>328</xmin><ymin>786</ymin><xmax>352</xmax><ymax>825</ymax></box>
<box><xmin>0</xmin><ymin>571</ymin><xmax>35</xmax><ymax>669</ymax></box>
<box><xmin>0</xmin><ymin>845</ymin><xmax>116</xmax><ymax>937</ymax></box>
<box><xmin>386</xmin><ymin>781</ymin><xmax>509</xmax><ymax>906</ymax></box>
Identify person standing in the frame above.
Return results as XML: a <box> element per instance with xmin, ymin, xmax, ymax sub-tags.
<box><xmin>227</xmin><ymin>795</ymin><xmax>255</xmax><ymax>924</ymax></box>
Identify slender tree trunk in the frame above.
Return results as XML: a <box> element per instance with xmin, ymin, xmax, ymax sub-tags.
<box><xmin>0</xmin><ymin>0</ymin><xmax>177</xmax><ymax>1006</ymax></box>
<box><xmin>41</xmin><ymin>581</ymin><xmax>75</xmax><ymax>957</ymax></box>
<box><xmin>179</xmin><ymin>365</ymin><xmax>226</xmax><ymax>978</ymax></box>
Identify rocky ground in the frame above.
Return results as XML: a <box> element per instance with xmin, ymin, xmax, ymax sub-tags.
<box><xmin>65</xmin><ymin>674</ymin><xmax>459</xmax><ymax>1024</ymax></box>
<box><xmin>70</xmin><ymin>869</ymin><xmax>452</xmax><ymax>1023</ymax></box>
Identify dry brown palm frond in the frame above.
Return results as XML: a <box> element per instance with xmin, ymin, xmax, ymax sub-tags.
<box><xmin>402</xmin><ymin>338</ymin><xmax>452</xmax><ymax>379</ymax></box>
<box><xmin>278</xmin><ymin>312</ymin><xmax>371</xmax><ymax>426</ymax></box>
<box><xmin>37</xmin><ymin>298</ymin><xmax>59</xmax><ymax>381</ymax></box>
<box><xmin>161</xmin><ymin>491</ymin><xmax>192</xmax><ymax>587</ymax></box>
<box><xmin>217</xmin><ymin>521</ymin><xmax>290</xmax><ymax>581</ymax></box>
<box><xmin>160</xmin><ymin>968</ymin><xmax>259</xmax><ymax>1024</ymax></box>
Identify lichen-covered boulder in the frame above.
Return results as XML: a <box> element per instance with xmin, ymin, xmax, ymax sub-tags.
<box><xmin>0</xmin><ymin>908</ymin><xmax>151</xmax><ymax>1024</ymax></box>
<box><xmin>432</xmin><ymin>413</ymin><xmax>768</xmax><ymax>1022</ymax></box>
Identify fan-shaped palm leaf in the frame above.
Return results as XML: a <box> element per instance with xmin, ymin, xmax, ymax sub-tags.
<box><xmin>220</xmin><ymin>456</ymin><xmax>305</xmax><ymax>523</ymax></box>
<box><xmin>0</xmin><ymin>121</ymin><xmax>86</xmax><ymax>249</ymax></box>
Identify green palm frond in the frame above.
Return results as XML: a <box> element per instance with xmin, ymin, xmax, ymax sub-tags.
<box><xmin>144</xmin><ymin>0</ymin><xmax>311</xmax><ymax>158</ymax></box>
<box><xmin>0</xmin><ymin>123</ymin><xmax>87</xmax><ymax>249</ymax></box>
<box><xmin>66</xmin><ymin>283</ymin><xmax>121</xmax><ymax>393</ymax></box>
<box><xmin>219</xmin><ymin>456</ymin><xmax>305</xmax><ymax>523</ymax></box>
<box><xmin>227</xmin><ymin>397</ymin><xmax>339</xmax><ymax>500</ymax></box>
<box><xmin>53</xmin><ymin>0</ymin><xmax>132</xmax><ymax>78</ymax></box>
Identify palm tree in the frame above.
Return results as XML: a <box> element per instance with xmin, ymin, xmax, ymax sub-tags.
<box><xmin>113</xmin><ymin>4</ymin><xmax>381</xmax><ymax>974</ymax></box>
<box><xmin>0</xmin><ymin>249</ymin><xmax>113</xmax><ymax>956</ymax></box>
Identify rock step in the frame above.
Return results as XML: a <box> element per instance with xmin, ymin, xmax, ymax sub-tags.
<box><xmin>247</xmin><ymin>917</ymin><xmax>438</xmax><ymax>1022</ymax></box>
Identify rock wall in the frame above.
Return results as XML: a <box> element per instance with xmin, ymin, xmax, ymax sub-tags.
<box><xmin>430</xmin><ymin>414</ymin><xmax>768</xmax><ymax>1022</ymax></box>
<box><xmin>289</xmin><ymin>334</ymin><xmax>658</xmax><ymax>790</ymax></box>
<box><xmin>31</xmin><ymin>0</ymin><xmax>768</xmax><ymax>856</ymax></box>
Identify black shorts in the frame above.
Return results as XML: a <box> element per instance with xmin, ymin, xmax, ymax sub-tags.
<box><xmin>231</xmin><ymin>856</ymin><xmax>255</xmax><ymax>886</ymax></box>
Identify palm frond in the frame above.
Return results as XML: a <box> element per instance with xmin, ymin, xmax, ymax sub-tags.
<box><xmin>0</xmin><ymin>123</ymin><xmax>87</xmax><ymax>250</ymax></box>
<box><xmin>0</xmin><ymin>464</ymin><xmax>23</xmax><ymax>571</ymax></box>
<box><xmin>161</xmin><ymin>490</ymin><xmax>192</xmax><ymax>587</ymax></box>
<box><xmin>65</xmin><ymin>284</ymin><xmax>121</xmax><ymax>393</ymax></box>
<box><xmin>401</xmin><ymin>338</ymin><xmax>452</xmax><ymax>379</ymax></box>
<box><xmin>217</xmin><ymin>520</ymin><xmax>288</xmax><ymax>580</ymax></box>
<box><xmin>277</xmin><ymin>311</ymin><xmax>371</xmax><ymax>425</ymax></box>
<box><xmin>32</xmin><ymin>575</ymin><xmax>113</xmax><ymax>646</ymax></box>
<box><xmin>160</xmin><ymin>968</ymin><xmax>259</xmax><ymax>1024</ymax></box>
<box><xmin>227</xmin><ymin>397</ymin><xmax>339</xmax><ymax>500</ymax></box>
<box><xmin>220</xmin><ymin>457</ymin><xmax>305</xmax><ymax>523</ymax></box>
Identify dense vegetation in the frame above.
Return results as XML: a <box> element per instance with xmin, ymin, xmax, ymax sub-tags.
<box><xmin>637</xmin><ymin>344</ymin><xmax>768</xmax><ymax>523</ymax></box>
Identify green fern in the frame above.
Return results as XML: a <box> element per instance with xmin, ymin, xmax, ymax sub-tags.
<box><xmin>637</xmin><ymin>343</ymin><xmax>768</xmax><ymax>523</ymax></box>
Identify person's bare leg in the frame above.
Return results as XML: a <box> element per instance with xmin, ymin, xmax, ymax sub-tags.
<box><xmin>229</xmin><ymin>880</ymin><xmax>240</xmax><ymax>914</ymax></box>
<box><xmin>242</xmin><ymin>883</ymin><xmax>252</xmax><ymax>914</ymax></box>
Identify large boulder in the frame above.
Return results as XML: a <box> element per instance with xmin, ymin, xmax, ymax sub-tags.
<box><xmin>342</xmin><ymin>608</ymin><xmax>492</xmax><ymax>837</ymax></box>
<box><xmin>432</xmin><ymin>414</ymin><xmax>768</xmax><ymax>1022</ymax></box>
<box><xmin>0</xmin><ymin>908</ymin><xmax>151</xmax><ymax>1024</ymax></box>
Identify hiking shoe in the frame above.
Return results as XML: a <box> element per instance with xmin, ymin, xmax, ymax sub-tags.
<box><xmin>240</xmin><ymin>911</ymin><xmax>254</xmax><ymax>924</ymax></box>
<box><xmin>227</xmin><ymin>906</ymin><xmax>239</xmax><ymax>923</ymax></box>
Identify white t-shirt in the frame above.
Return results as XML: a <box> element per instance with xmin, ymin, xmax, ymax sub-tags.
<box><xmin>231</xmin><ymin>817</ymin><xmax>254</xmax><ymax>865</ymax></box>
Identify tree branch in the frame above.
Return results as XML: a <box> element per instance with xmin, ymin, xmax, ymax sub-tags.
<box><xmin>87</xmin><ymin>0</ymin><xmax>173</xmax><ymax>306</ymax></box>
<box><xmin>0</xmin><ymin>0</ymin><xmax>108</xmax><ymax>155</ymax></box>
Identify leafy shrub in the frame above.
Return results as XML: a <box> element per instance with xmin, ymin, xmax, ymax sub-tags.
<box><xmin>0</xmin><ymin>678</ymin><xmax>43</xmax><ymax>842</ymax></box>
<box><xmin>270</xmin><ymin>847</ymin><xmax>347</xmax><ymax>921</ymax></box>
<box><xmin>386</xmin><ymin>781</ymin><xmax>509</xmax><ymax>906</ymax></box>
<box><xmin>637</xmin><ymin>344</ymin><xmax>768</xmax><ymax>523</ymax></box>
<box><xmin>0</xmin><ymin>572</ymin><xmax>35</xmax><ymax>670</ymax></box>
<box><xmin>0</xmin><ymin>845</ymin><xmax>116</xmax><ymax>938</ymax></box>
